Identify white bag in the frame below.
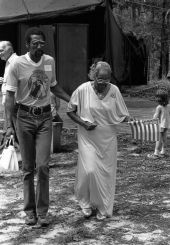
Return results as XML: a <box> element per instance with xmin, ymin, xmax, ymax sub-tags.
<box><xmin>0</xmin><ymin>136</ymin><xmax>19</xmax><ymax>172</ymax></box>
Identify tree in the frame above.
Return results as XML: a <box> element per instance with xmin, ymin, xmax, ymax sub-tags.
<box><xmin>160</xmin><ymin>0</ymin><xmax>168</xmax><ymax>78</ymax></box>
<box><xmin>165</xmin><ymin>9</ymin><xmax>170</xmax><ymax>78</ymax></box>
<box><xmin>112</xmin><ymin>0</ymin><xmax>170</xmax><ymax>80</ymax></box>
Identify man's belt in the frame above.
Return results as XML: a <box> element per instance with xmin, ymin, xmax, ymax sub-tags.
<box><xmin>18</xmin><ymin>104</ymin><xmax>51</xmax><ymax>116</ymax></box>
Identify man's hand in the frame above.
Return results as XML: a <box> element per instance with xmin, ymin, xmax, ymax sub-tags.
<box><xmin>83</xmin><ymin>121</ymin><xmax>97</xmax><ymax>131</ymax></box>
<box><xmin>6</xmin><ymin>126</ymin><xmax>14</xmax><ymax>139</ymax></box>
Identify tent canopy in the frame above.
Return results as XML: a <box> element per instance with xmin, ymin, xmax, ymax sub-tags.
<box><xmin>0</xmin><ymin>0</ymin><xmax>104</xmax><ymax>24</ymax></box>
<box><xmin>0</xmin><ymin>0</ymin><xmax>27</xmax><ymax>22</ymax></box>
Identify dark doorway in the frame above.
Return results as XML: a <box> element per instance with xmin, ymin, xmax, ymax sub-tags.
<box><xmin>55</xmin><ymin>23</ymin><xmax>88</xmax><ymax>95</ymax></box>
<box><xmin>0</xmin><ymin>24</ymin><xmax>18</xmax><ymax>76</ymax></box>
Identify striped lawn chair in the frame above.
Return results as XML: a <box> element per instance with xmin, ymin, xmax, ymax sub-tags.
<box><xmin>128</xmin><ymin>119</ymin><xmax>159</xmax><ymax>142</ymax></box>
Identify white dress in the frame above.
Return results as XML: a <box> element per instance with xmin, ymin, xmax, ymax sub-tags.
<box><xmin>153</xmin><ymin>104</ymin><xmax>170</xmax><ymax>130</ymax></box>
<box><xmin>67</xmin><ymin>81</ymin><xmax>129</xmax><ymax>217</ymax></box>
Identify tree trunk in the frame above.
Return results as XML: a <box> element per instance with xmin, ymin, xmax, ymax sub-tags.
<box><xmin>160</xmin><ymin>0</ymin><xmax>168</xmax><ymax>78</ymax></box>
<box><xmin>166</xmin><ymin>9</ymin><xmax>170</xmax><ymax>78</ymax></box>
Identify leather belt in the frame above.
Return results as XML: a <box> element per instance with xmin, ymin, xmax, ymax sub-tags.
<box><xmin>17</xmin><ymin>104</ymin><xmax>51</xmax><ymax>116</ymax></box>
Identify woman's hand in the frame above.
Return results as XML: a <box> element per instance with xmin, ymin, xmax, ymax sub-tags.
<box><xmin>67</xmin><ymin>111</ymin><xmax>98</xmax><ymax>130</ymax></box>
<box><xmin>123</xmin><ymin>116</ymin><xmax>134</xmax><ymax>122</ymax></box>
<box><xmin>128</xmin><ymin>116</ymin><xmax>135</xmax><ymax>122</ymax></box>
<box><xmin>83</xmin><ymin>121</ymin><xmax>97</xmax><ymax>130</ymax></box>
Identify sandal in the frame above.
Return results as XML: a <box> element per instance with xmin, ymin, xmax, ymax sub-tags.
<box><xmin>147</xmin><ymin>153</ymin><xmax>159</xmax><ymax>159</ymax></box>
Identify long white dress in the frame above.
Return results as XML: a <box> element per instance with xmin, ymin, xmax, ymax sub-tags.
<box><xmin>67</xmin><ymin>81</ymin><xmax>129</xmax><ymax>217</ymax></box>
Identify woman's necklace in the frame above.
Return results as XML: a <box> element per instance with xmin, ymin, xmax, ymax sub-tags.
<box><xmin>91</xmin><ymin>82</ymin><xmax>110</xmax><ymax>100</ymax></box>
<box><xmin>97</xmin><ymin>91</ymin><xmax>105</xmax><ymax>100</ymax></box>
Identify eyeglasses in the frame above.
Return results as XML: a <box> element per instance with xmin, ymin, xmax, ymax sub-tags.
<box><xmin>96</xmin><ymin>77</ymin><xmax>110</xmax><ymax>84</ymax></box>
<box><xmin>31</xmin><ymin>40</ymin><xmax>45</xmax><ymax>47</ymax></box>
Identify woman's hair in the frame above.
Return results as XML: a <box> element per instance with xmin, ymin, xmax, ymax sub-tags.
<box><xmin>88</xmin><ymin>61</ymin><xmax>112</xmax><ymax>80</ymax></box>
<box><xmin>25</xmin><ymin>27</ymin><xmax>46</xmax><ymax>44</ymax></box>
<box><xmin>155</xmin><ymin>89</ymin><xmax>169</xmax><ymax>106</ymax></box>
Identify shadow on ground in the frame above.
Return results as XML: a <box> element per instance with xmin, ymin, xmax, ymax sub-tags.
<box><xmin>0</xmin><ymin>126</ymin><xmax>170</xmax><ymax>244</ymax></box>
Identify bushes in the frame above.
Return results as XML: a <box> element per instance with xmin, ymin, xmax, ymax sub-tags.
<box><xmin>122</xmin><ymin>79</ymin><xmax>170</xmax><ymax>99</ymax></box>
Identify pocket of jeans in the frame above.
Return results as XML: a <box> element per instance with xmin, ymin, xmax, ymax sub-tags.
<box><xmin>41</xmin><ymin>111</ymin><xmax>52</xmax><ymax>120</ymax></box>
<box><xmin>17</xmin><ymin>108</ymin><xmax>29</xmax><ymax>118</ymax></box>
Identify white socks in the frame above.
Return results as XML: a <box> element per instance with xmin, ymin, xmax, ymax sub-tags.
<box><xmin>154</xmin><ymin>150</ymin><xmax>159</xmax><ymax>155</ymax></box>
<box><xmin>154</xmin><ymin>148</ymin><xmax>165</xmax><ymax>155</ymax></box>
<box><xmin>160</xmin><ymin>148</ymin><xmax>165</xmax><ymax>155</ymax></box>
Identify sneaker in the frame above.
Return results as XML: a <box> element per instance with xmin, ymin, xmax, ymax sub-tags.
<box><xmin>96</xmin><ymin>212</ymin><xmax>107</xmax><ymax>221</ymax></box>
<box><xmin>160</xmin><ymin>153</ymin><xmax>169</xmax><ymax>158</ymax></box>
<box><xmin>25</xmin><ymin>214</ymin><xmax>37</xmax><ymax>226</ymax></box>
<box><xmin>82</xmin><ymin>208</ymin><xmax>92</xmax><ymax>218</ymax></box>
<box><xmin>37</xmin><ymin>216</ymin><xmax>49</xmax><ymax>227</ymax></box>
<box><xmin>147</xmin><ymin>153</ymin><xmax>159</xmax><ymax>159</ymax></box>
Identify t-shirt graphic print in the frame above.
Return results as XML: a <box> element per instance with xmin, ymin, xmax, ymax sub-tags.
<box><xmin>28</xmin><ymin>69</ymin><xmax>49</xmax><ymax>100</ymax></box>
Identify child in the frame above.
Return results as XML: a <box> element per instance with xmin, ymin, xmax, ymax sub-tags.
<box><xmin>148</xmin><ymin>89</ymin><xmax>170</xmax><ymax>159</ymax></box>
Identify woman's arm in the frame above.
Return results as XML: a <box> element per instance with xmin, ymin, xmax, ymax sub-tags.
<box><xmin>67</xmin><ymin>110</ymin><xmax>97</xmax><ymax>131</ymax></box>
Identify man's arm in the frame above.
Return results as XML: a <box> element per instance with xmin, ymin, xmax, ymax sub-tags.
<box><xmin>153</xmin><ymin>106</ymin><xmax>161</xmax><ymax>120</ymax></box>
<box><xmin>50</xmin><ymin>84</ymin><xmax>70</xmax><ymax>102</ymax></box>
<box><xmin>5</xmin><ymin>90</ymin><xmax>15</xmax><ymax>136</ymax></box>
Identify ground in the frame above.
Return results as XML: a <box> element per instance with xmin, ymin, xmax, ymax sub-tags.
<box><xmin>0</xmin><ymin>96</ymin><xmax>170</xmax><ymax>245</ymax></box>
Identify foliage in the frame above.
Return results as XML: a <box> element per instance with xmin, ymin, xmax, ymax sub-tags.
<box><xmin>122</xmin><ymin>78</ymin><xmax>170</xmax><ymax>99</ymax></box>
<box><xmin>112</xmin><ymin>0</ymin><xmax>170</xmax><ymax>80</ymax></box>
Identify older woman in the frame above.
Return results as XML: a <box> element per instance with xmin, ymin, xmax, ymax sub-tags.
<box><xmin>67</xmin><ymin>61</ymin><xmax>130</xmax><ymax>220</ymax></box>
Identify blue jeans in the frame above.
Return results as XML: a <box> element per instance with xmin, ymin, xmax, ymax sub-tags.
<box><xmin>16</xmin><ymin>108</ymin><xmax>52</xmax><ymax>217</ymax></box>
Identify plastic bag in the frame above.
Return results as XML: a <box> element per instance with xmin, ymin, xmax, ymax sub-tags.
<box><xmin>0</xmin><ymin>136</ymin><xmax>19</xmax><ymax>172</ymax></box>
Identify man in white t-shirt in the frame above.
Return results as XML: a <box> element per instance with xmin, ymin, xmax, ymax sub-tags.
<box><xmin>0</xmin><ymin>41</ymin><xmax>19</xmax><ymax>144</ymax></box>
<box><xmin>0</xmin><ymin>41</ymin><xmax>18</xmax><ymax>105</ymax></box>
<box><xmin>5</xmin><ymin>27</ymin><xmax>70</xmax><ymax>227</ymax></box>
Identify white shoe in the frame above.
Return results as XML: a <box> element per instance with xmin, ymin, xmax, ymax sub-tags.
<box><xmin>82</xmin><ymin>208</ymin><xmax>92</xmax><ymax>218</ymax></box>
<box><xmin>96</xmin><ymin>212</ymin><xmax>107</xmax><ymax>220</ymax></box>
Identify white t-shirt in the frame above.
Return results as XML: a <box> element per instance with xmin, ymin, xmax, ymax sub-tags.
<box><xmin>6</xmin><ymin>53</ymin><xmax>57</xmax><ymax>107</ymax></box>
<box><xmin>153</xmin><ymin>104</ymin><xmax>170</xmax><ymax>129</ymax></box>
<box><xmin>1</xmin><ymin>53</ymin><xmax>18</xmax><ymax>105</ymax></box>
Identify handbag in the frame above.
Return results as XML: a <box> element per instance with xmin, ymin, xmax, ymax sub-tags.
<box><xmin>129</xmin><ymin>119</ymin><xmax>160</xmax><ymax>142</ymax></box>
<box><xmin>0</xmin><ymin>136</ymin><xmax>19</xmax><ymax>172</ymax></box>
